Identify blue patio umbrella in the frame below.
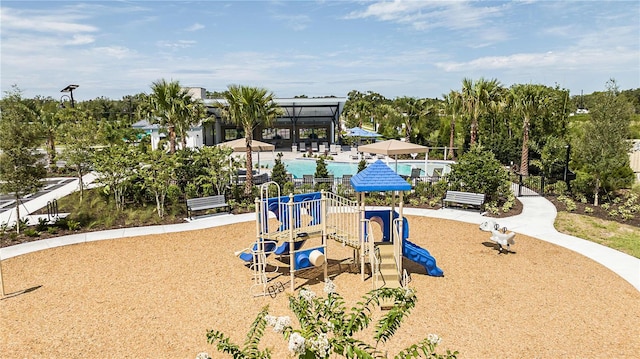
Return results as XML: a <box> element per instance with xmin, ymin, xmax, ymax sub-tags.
<box><xmin>346</xmin><ymin>127</ymin><xmax>382</xmax><ymax>138</ymax></box>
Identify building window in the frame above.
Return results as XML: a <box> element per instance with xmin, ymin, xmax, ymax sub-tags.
<box><xmin>225</xmin><ymin>129</ymin><xmax>241</xmax><ymax>140</ymax></box>
<box><xmin>262</xmin><ymin>128</ymin><xmax>291</xmax><ymax>140</ymax></box>
<box><xmin>299</xmin><ymin>128</ymin><xmax>327</xmax><ymax>140</ymax></box>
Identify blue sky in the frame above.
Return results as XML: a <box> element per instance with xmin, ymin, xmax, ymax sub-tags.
<box><xmin>1</xmin><ymin>1</ymin><xmax>639</xmax><ymax>101</ymax></box>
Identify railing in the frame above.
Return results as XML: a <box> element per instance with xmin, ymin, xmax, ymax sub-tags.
<box><xmin>373</xmin><ymin>245</ymin><xmax>384</xmax><ymax>288</ymax></box>
<box><xmin>324</xmin><ymin>191</ymin><xmax>360</xmax><ymax>248</ymax></box>
<box><xmin>392</xmin><ymin>217</ymin><xmax>403</xmax><ymax>278</ymax></box>
<box><xmin>402</xmin><ymin>269</ymin><xmax>411</xmax><ymax>287</ymax></box>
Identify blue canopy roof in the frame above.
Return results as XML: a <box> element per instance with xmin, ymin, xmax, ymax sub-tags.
<box><xmin>350</xmin><ymin>160</ymin><xmax>412</xmax><ymax>192</ymax></box>
<box><xmin>346</xmin><ymin>127</ymin><xmax>382</xmax><ymax>138</ymax></box>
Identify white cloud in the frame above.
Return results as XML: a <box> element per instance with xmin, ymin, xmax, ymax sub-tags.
<box><xmin>435</xmin><ymin>46</ymin><xmax>638</xmax><ymax>73</ymax></box>
<box><xmin>156</xmin><ymin>40</ymin><xmax>197</xmax><ymax>49</ymax></box>
<box><xmin>91</xmin><ymin>46</ymin><xmax>136</xmax><ymax>60</ymax></box>
<box><xmin>0</xmin><ymin>7</ymin><xmax>98</xmax><ymax>33</ymax></box>
<box><xmin>185</xmin><ymin>23</ymin><xmax>205</xmax><ymax>31</ymax></box>
<box><xmin>345</xmin><ymin>1</ymin><xmax>504</xmax><ymax>31</ymax></box>
<box><xmin>271</xmin><ymin>13</ymin><xmax>311</xmax><ymax>31</ymax></box>
<box><xmin>65</xmin><ymin>34</ymin><xmax>95</xmax><ymax>46</ymax></box>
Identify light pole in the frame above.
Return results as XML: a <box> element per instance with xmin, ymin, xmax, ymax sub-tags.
<box><xmin>60</xmin><ymin>84</ymin><xmax>79</xmax><ymax>108</ymax></box>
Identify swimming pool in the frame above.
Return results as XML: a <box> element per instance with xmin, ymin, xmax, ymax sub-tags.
<box><xmin>264</xmin><ymin>159</ymin><xmax>453</xmax><ymax>179</ymax></box>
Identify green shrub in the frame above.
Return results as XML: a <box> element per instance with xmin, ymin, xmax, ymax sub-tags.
<box><xmin>447</xmin><ymin>145</ymin><xmax>509</xmax><ymax>203</ymax></box>
<box><xmin>66</xmin><ymin>219</ymin><xmax>81</xmax><ymax>231</ymax></box>
<box><xmin>205</xmin><ymin>283</ymin><xmax>458</xmax><ymax>359</ymax></box>
<box><xmin>36</xmin><ymin>217</ymin><xmax>49</xmax><ymax>232</ymax></box>
<box><xmin>23</xmin><ymin>228</ymin><xmax>40</xmax><ymax>237</ymax></box>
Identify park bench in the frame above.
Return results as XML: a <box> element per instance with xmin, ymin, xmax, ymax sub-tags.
<box><xmin>442</xmin><ymin>190</ymin><xmax>485</xmax><ymax>212</ymax></box>
<box><xmin>186</xmin><ymin>195</ymin><xmax>230</xmax><ymax>219</ymax></box>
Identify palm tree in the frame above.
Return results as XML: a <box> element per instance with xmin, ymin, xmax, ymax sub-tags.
<box><xmin>443</xmin><ymin>90</ymin><xmax>462</xmax><ymax>159</ymax></box>
<box><xmin>219</xmin><ymin>85</ymin><xmax>281</xmax><ymax>196</ymax></box>
<box><xmin>148</xmin><ymin>79</ymin><xmax>193</xmax><ymax>154</ymax></box>
<box><xmin>461</xmin><ymin>77</ymin><xmax>501</xmax><ymax>145</ymax></box>
<box><xmin>176</xmin><ymin>97</ymin><xmax>207</xmax><ymax>150</ymax></box>
<box><xmin>511</xmin><ymin>84</ymin><xmax>547</xmax><ymax>176</ymax></box>
<box><xmin>393</xmin><ymin>97</ymin><xmax>426</xmax><ymax>143</ymax></box>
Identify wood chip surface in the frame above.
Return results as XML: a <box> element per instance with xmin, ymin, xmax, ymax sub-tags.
<box><xmin>1</xmin><ymin>217</ymin><xmax>639</xmax><ymax>358</ymax></box>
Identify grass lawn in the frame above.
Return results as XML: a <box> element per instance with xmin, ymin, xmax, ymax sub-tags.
<box><xmin>555</xmin><ymin>212</ymin><xmax>640</xmax><ymax>259</ymax></box>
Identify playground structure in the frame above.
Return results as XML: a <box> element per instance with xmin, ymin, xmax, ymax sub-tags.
<box><xmin>352</xmin><ymin>160</ymin><xmax>443</xmax><ymax>291</ymax></box>
<box><xmin>236</xmin><ymin>160</ymin><xmax>443</xmax><ymax>297</ymax></box>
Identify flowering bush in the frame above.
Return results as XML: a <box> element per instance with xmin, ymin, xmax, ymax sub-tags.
<box><xmin>204</xmin><ymin>280</ymin><xmax>458</xmax><ymax>358</ymax></box>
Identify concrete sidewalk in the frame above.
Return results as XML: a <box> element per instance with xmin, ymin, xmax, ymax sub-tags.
<box><xmin>1</xmin><ymin>185</ymin><xmax>638</xmax><ymax>292</ymax></box>
<box><xmin>0</xmin><ymin>172</ymin><xmax>99</xmax><ymax>228</ymax></box>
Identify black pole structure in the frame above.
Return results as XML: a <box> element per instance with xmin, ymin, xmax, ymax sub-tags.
<box><xmin>60</xmin><ymin>84</ymin><xmax>79</xmax><ymax>108</ymax></box>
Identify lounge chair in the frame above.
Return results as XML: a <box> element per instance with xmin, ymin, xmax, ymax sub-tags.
<box><xmin>299</xmin><ymin>142</ymin><xmax>306</xmax><ymax>152</ymax></box>
<box><xmin>410</xmin><ymin>167</ymin><xmax>423</xmax><ymax>185</ymax></box>
<box><xmin>254</xmin><ymin>173</ymin><xmax>269</xmax><ymax>185</ymax></box>
<box><xmin>350</xmin><ymin>148</ymin><xmax>359</xmax><ymax>160</ymax></box>
<box><xmin>319</xmin><ymin>144</ymin><xmax>326</xmax><ymax>154</ymax></box>
<box><xmin>329</xmin><ymin>144</ymin><xmax>339</xmax><ymax>155</ymax></box>
<box><xmin>316</xmin><ymin>175</ymin><xmax>335</xmax><ymax>191</ymax></box>
<box><xmin>311</xmin><ymin>142</ymin><xmax>319</xmax><ymax>152</ymax></box>
<box><xmin>303</xmin><ymin>174</ymin><xmax>314</xmax><ymax>186</ymax></box>
<box><xmin>430</xmin><ymin>167</ymin><xmax>444</xmax><ymax>181</ymax></box>
<box><xmin>341</xmin><ymin>174</ymin><xmax>352</xmax><ymax>187</ymax></box>
<box><xmin>292</xmin><ymin>144</ymin><xmax>298</xmax><ymax>153</ymax></box>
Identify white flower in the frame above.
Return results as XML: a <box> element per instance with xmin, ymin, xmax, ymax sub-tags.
<box><xmin>427</xmin><ymin>333</ymin><xmax>442</xmax><ymax>345</ymax></box>
<box><xmin>326</xmin><ymin>321</ymin><xmax>335</xmax><ymax>332</ymax></box>
<box><xmin>273</xmin><ymin>316</ymin><xmax>291</xmax><ymax>333</ymax></box>
<box><xmin>404</xmin><ymin>287</ymin><xmax>415</xmax><ymax>299</ymax></box>
<box><xmin>309</xmin><ymin>333</ymin><xmax>330</xmax><ymax>357</ymax></box>
<box><xmin>288</xmin><ymin>332</ymin><xmax>306</xmax><ymax>355</ymax></box>
<box><xmin>324</xmin><ymin>279</ymin><xmax>336</xmax><ymax>294</ymax></box>
<box><xmin>264</xmin><ymin>315</ymin><xmax>277</xmax><ymax>327</ymax></box>
<box><xmin>195</xmin><ymin>352</ymin><xmax>210</xmax><ymax>359</ymax></box>
<box><xmin>299</xmin><ymin>288</ymin><xmax>316</xmax><ymax>302</ymax></box>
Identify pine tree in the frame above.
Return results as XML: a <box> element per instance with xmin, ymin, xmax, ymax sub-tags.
<box><xmin>271</xmin><ymin>152</ymin><xmax>288</xmax><ymax>190</ymax></box>
<box><xmin>572</xmin><ymin>79</ymin><xmax>635</xmax><ymax>205</ymax></box>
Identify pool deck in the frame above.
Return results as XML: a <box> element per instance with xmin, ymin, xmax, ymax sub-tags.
<box><xmin>258</xmin><ymin>146</ymin><xmax>443</xmax><ymax>164</ymax></box>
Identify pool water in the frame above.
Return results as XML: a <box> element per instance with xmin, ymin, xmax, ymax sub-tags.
<box><xmin>264</xmin><ymin>159</ymin><xmax>453</xmax><ymax>179</ymax></box>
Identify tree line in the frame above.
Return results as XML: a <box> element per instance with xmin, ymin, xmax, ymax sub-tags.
<box><xmin>1</xmin><ymin>78</ymin><xmax>638</xmax><ymax>234</ymax></box>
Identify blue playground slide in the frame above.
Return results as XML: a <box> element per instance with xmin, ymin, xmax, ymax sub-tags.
<box><xmin>274</xmin><ymin>233</ymin><xmax>309</xmax><ymax>256</ymax></box>
<box><xmin>364</xmin><ymin>210</ymin><xmax>444</xmax><ymax>277</ymax></box>
<box><xmin>402</xmin><ymin>239</ymin><xmax>444</xmax><ymax>277</ymax></box>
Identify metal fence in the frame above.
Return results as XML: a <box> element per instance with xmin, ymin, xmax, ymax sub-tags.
<box><xmin>509</xmin><ymin>173</ymin><xmax>567</xmax><ymax>197</ymax></box>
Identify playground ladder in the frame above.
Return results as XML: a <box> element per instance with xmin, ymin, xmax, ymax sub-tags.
<box><xmin>373</xmin><ymin>242</ymin><xmax>401</xmax><ymax>290</ymax></box>
<box><xmin>248</xmin><ymin>182</ymin><xmax>282</xmax><ymax>297</ymax></box>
